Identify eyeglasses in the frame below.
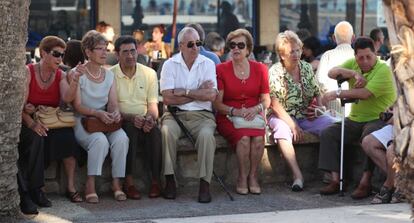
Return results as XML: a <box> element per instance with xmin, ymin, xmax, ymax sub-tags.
<box><xmin>50</xmin><ymin>50</ymin><xmax>65</xmax><ymax>58</ymax></box>
<box><xmin>186</xmin><ymin>40</ymin><xmax>202</xmax><ymax>48</ymax></box>
<box><xmin>229</xmin><ymin>41</ymin><xmax>246</xmax><ymax>50</ymax></box>
<box><xmin>93</xmin><ymin>47</ymin><xmax>107</xmax><ymax>52</ymax></box>
<box><xmin>288</xmin><ymin>49</ymin><xmax>302</xmax><ymax>57</ymax></box>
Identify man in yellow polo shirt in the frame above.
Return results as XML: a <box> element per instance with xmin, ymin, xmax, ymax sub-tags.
<box><xmin>111</xmin><ymin>36</ymin><xmax>161</xmax><ymax>199</ymax></box>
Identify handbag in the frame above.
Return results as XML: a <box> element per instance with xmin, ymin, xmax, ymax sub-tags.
<box><xmin>228</xmin><ymin>114</ymin><xmax>266</xmax><ymax>129</ymax></box>
<box><xmin>81</xmin><ymin>116</ymin><xmax>122</xmax><ymax>133</ymax></box>
<box><xmin>34</xmin><ymin>105</ymin><xmax>76</xmax><ymax>129</ymax></box>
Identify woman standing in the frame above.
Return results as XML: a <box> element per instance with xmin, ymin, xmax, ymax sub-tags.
<box><xmin>19</xmin><ymin>36</ymin><xmax>82</xmax><ymax>215</ymax></box>
<box><xmin>268</xmin><ymin>31</ymin><xmax>336</xmax><ymax>191</ymax></box>
<box><xmin>214</xmin><ymin>29</ymin><xmax>270</xmax><ymax>195</ymax></box>
<box><xmin>73</xmin><ymin>30</ymin><xmax>129</xmax><ymax>203</ymax></box>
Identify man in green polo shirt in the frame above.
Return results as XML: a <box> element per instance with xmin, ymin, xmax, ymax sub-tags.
<box><xmin>318</xmin><ymin>37</ymin><xmax>397</xmax><ymax>197</ymax></box>
<box><xmin>111</xmin><ymin>36</ymin><xmax>161</xmax><ymax>199</ymax></box>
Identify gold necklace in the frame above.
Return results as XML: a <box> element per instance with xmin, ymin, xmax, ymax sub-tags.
<box><xmin>85</xmin><ymin>66</ymin><xmax>102</xmax><ymax>79</ymax></box>
<box><xmin>38</xmin><ymin>64</ymin><xmax>54</xmax><ymax>84</ymax></box>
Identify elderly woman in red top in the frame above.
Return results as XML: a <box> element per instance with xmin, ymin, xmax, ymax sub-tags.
<box><xmin>214</xmin><ymin>29</ymin><xmax>271</xmax><ymax>195</ymax></box>
<box><xmin>19</xmin><ymin>36</ymin><xmax>82</xmax><ymax>215</ymax></box>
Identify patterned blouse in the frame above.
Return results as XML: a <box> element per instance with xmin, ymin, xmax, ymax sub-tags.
<box><xmin>268</xmin><ymin>60</ymin><xmax>320</xmax><ymax>119</ymax></box>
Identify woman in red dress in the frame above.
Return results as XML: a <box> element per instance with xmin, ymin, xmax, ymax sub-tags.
<box><xmin>214</xmin><ymin>29</ymin><xmax>270</xmax><ymax>195</ymax></box>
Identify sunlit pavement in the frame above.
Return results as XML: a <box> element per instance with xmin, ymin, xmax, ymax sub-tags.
<box><xmin>152</xmin><ymin>203</ymin><xmax>412</xmax><ymax>223</ymax></box>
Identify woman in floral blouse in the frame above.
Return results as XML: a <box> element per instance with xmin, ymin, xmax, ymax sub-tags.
<box><xmin>268</xmin><ymin>31</ymin><xmax>336</xmax><ymax>191</ymax></box>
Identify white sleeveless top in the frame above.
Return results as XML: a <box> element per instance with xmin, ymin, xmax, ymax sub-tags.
<box><xmin>78</xmin><ymin>69</ymin><xmax>114</xmax><ymax>112</ymax></box>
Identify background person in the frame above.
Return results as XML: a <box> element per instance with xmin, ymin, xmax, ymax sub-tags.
<box><xmin>144</xmin><ymin>24</ymin><xmax>171</xmax><ymax>59</ymax></box>
<box><xmin>214</xmin><ymin>28</ymin><xmax>270</xmax><ymax>195</ymax></box>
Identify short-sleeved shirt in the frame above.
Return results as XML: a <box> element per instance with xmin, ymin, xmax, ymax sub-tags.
<box><xmin>268</xmin><ymin>60</ymin><xmax>320</xmax><ymax>119</ymax></box>
<box><xmin>111</xmin><ymin>63</ymin><xmax>158</xmax><ymax>116</ymax></box>
<box><xmin>341</xmin><ymin>58</ymin><xmax>397</xmax><ymax>122</ymax></box>
<box><xmin>160</xmin><ymin>52</ymin><xmax>217</xmax><ymax>111</ymax></box>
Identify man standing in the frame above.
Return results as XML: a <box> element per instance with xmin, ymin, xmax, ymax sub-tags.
<box><xmin>160</xmin><ymin>27</ymin><xmax>218</xmax><ymax>203</ymax></box>
<box><xmin>318</xmin><ymin>37</ymin><xmax>397</xmax><ymax>196</ymax></box>
<box><xmin>111</xmin><ymin>36</ymin><xmax>161</xmax><ymax>199</ymax></box>
<box><xmin>316</xmin><ymin>21</ymin><xmax>355</xmax><ymax>115</ymax></box>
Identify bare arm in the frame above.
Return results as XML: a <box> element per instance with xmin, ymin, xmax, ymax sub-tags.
<box><xmin>321</xmin><ymin>88</ymin><xmax>373</xmax><ymax>106</ymax></box>
<box><xmin>328</xmin><ymin>67</ymin><xmax>358</xmax><ymax>79</ymax></box>
<box><xmin>213</xmin><ymin>90</ymin><xmax>231</xmax><ymax>116</ymax></box>
<box><xmin>186</xmin><ymin>88</ymin><xmax>218</xmax><ymax>102</ymax></box>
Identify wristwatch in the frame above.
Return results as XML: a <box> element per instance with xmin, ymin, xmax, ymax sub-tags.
<box><xmin>185</xmin><ymin>89</ymin><xmax>190</xmax><ymax>96</ymax></box>
<box><xmin>335</xmin><ymin>88</ymin><xmax>342</xmax><ymax>98</ymax></box>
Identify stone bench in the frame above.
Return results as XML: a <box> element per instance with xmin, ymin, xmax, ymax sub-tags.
<box><xmin>44</xmin><ymin>129</ymin><xmax>383</xmax><ymax>194</ymax></box>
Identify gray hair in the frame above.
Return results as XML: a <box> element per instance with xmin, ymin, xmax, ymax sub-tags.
<box><xmin>275</xmin><ymin>30</ymin><xmax>303</xmax><ymax>57</ymax></box>
<box><xmin>177</xmin><ymin>27</ymin><xmax>199</xmax><ymax>43</ymax></box>
<box><xmin>185</xmin><ymin>23</ymin><xmax>205</xmax><ymax>41</ymax></box>
<box><xmin>334</xmin><ymin>21</ymin><xmax>354</xmax><ymax>44</ymax></box>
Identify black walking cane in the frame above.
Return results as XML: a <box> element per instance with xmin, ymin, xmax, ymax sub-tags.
<box><xmin>167</xmin><ymin>106</ymin><xmax>235</xmax><ymax>201</ymax></box>
<box><xmin>336</xmin><ymin>75</ymin><xmax>358</xmax><ymax>196</ymax></box>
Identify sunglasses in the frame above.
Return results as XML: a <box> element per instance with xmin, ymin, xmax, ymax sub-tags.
<box><xmin>186</xmin><ymin>40</ymin><xmax>202</xmax><ymax>48</ymax></box>
<box><xmin>229</xmin><ymin>41</ymin><xmax>246</xmax><ymax>50</ymax></box>
<box><xmin>50</xmin><ymin>50</ymin><xmax>65</xmax><ymax>58</ymax></box>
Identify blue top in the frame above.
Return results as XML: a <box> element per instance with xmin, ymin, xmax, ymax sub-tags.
<box><xmin>200</xmin><ymin>46</ymin><xmax>221</xmax><ymax>65</ymax></box>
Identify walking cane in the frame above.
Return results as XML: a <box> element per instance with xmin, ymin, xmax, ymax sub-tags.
<box><xmin>167</xmin><ymin>106</ymin><xmax>235</xmax><ymax>201</ymax></box>
<box><xmin>336</xmin><ymin>75</ymin><xmax>358</xmax><ymax>196</ymax></box>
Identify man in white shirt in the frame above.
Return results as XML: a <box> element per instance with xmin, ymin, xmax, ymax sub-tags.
<box><xmin>317</xmin><ymin>21</ymin><xmax>355</xmax><ymax>115</ymax></box>
<box><xmin>160</xmin><ymin>27</ymin><xmax>218</xmax><ymax>203</ymax></box>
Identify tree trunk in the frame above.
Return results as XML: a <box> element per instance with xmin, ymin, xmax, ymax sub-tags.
<box><xmin>0</xmin><ymin>0</ymin><xmax>30</xmax><ymax>217</ymax></box>
<box><xmin>382</xmin><ymin>0</ymin><xmax>414</xmax><ymax>215</ymax></box>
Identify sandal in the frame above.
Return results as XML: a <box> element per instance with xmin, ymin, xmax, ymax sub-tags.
<box><xmin>114</xmin><ymin>190</ymin><xmax>127</xmax><ymax>201</ymax></box>
<box><xmin>371</xmin><ymin>186</ymin><xmax>393</xmax><ymax>204</ymax></box>
<box><xmin>390</xmin><ymin>190</ymin><xmax>406</xmax><ymax>204</ymax></box>
<box><xmin>66</xmin><ymin>191</ymin><xmax>83</xmax><ymax>203</ymax></box>
<box><xmin>85</xmin><ymin>193</ymin><xmax>99</xmax><ymax>204</ymax></box>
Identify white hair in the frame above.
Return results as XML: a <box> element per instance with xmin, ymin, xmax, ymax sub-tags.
<box><xmin>334</xmin><ymin>21</ymin><xmax>354</xmax><ymax>44</ymax></box>
<box><xmin>177</xmin><ymin>27</ymin><xmax>199</xmax><ymax>43</ymax></box>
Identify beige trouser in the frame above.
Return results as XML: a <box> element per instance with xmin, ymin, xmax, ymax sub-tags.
<box><xmin>161</xmin><ymin>110</ymin><xmax>216</xmax><ymax>183</ymax></box>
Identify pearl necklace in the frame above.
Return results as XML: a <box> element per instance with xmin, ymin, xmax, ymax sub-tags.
<box><xmin>85</xmin><ymin>66</ymin><xmax>102</xmax><ymax>79</ymax></box>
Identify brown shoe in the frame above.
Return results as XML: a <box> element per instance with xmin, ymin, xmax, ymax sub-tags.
<box><xmin>351</xmin><ymin>184</ymin><xmax>371</xmax><ymax>200</ymax></box>
<box><xmin>149</xmin><ymin>182</ymin><xmax>161</xmax><ymax>198</ymax></box>
<box><xmin>320</xmin><ymin>181</ymin><xmax>340</xmax><ymax>195</ymax></box>
<box><xmin>123</xmin><ymin>185</ymin><xmax>141</xmax><ymax>200</ymax></box>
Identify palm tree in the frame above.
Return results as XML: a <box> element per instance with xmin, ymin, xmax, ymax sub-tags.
<box><xmin>0</xmin><ymin>0</ymin><xmax>30</xmax><ymax>217</ymax></box>
<box><xmin>383</xmin><ymin>0</ymin><xmax>414</xmax><ymax>214</ymax></box>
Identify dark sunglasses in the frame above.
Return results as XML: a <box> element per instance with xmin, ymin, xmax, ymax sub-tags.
<box><xmin>186</xmin><ymin>40</ymin><xmax>203</xmax><ymax>48</ymax></box>
<box><xmin>229</xmin><ymin>41</ymin><xmax>246</xmax><ymax>50</ymax></box>
<box><xmin>50</xmin><ymin>50</ymin><xmax>65</xmax><ymax>58</ymax></box>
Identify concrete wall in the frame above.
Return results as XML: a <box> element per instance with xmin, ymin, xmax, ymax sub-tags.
<box><xmin>259</xmin><ymin>0</ymin><xmax>279</xmax><ymax>51</ymax></box>
<box><xmin>97</xmin><ymin>0</ymin><xmax>121</xmax><ymax>39</ymax></box>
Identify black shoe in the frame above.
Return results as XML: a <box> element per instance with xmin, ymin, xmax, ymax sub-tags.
<box><xmin>20</xmin><ymin>193</ymin><xmax>38</xmax><ymax>215</ymax></box>
<box><xmin>163</xmin><ymin>175</ymin><xmax>176</xmax><ymax>200</ymax></box>
<box><xmin>198</xmin><ymin>179</ymin><xmax>211</xmax><ymax>203</ymax></box>
<box><xmin>30</xmin><ymin>189</ymin><xmax>52</xmax><ymax>207</ymax></box>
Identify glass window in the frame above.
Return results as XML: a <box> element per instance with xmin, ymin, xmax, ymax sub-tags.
<box><xmin>28</xmin><ymin>0</ymin><xmax>94</xmax><ymax>49</ymax></box>
<box><xmin>121</xmin><ymin>0</ymin><xmax>255</xmax><ymax>43</ymax></box>
<box><xmin>279</xmin><ymin>0</ymin><xmax>387</xmax><ymax>45</ymax></box>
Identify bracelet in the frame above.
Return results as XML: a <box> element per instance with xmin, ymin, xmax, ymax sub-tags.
<box><xmin>256</xmin><ymin>103</ymin><xmax>263</xmax><ymax>113</ymax></box>
<box><xmin>229</xmin><ymin>107</ymin><xmax>234</xmax><ymax>116</ymax></box>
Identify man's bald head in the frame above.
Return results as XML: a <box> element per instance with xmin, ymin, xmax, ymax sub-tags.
<box><xmin>334</xmin><ymin>21</ymin><xmax>354</xmax><ymax>44</ymax></box>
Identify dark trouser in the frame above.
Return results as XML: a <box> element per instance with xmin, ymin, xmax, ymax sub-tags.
<box><xmin>17</xmin><ymin>126</ymin><xmax>45</xmax><ymax>193</ymax></box>
<box><xmin>122</xmin><ymin>121</ymin><xmax>162</xmax><ymax>181</ymax></box>
<box><xmin>318</xmin><ymin>118</ymin><xmax>386</xmax><ymax>173</ymax></box>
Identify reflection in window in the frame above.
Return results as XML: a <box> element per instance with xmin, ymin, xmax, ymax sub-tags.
<box><xmin>28</xmin><ymin>0</ymin><xmax>93</xmax><ymax>50</ymax></box>
<box><xmin>121</xmin><ymin>0</ymin><xmax>254</xmax><ymax>43</ymax></box>
<box><xmin>279</xmin><ymin>0</ymin><xmax>386</xmax><ymax>45</ymax></box>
